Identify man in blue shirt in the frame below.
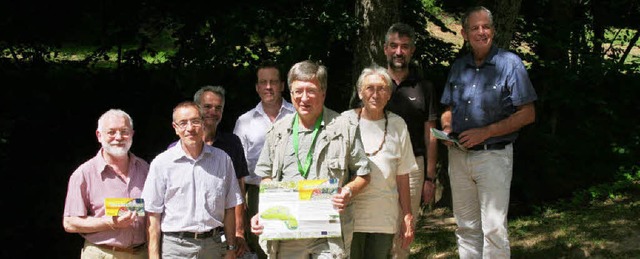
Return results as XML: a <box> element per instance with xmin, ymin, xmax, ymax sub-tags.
<box><xmin>440</xmin><ymin>6</ymin><xmax>537</xmax><ymax>258</ymax></box>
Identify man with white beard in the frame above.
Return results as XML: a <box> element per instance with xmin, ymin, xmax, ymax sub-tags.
<box><xmin>63</xmin><ymin>109</ymin><xmax>150</xmax><ymax>259</ymax></box>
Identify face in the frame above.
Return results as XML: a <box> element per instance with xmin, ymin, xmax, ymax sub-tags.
<box><xmin>172</xmin><ymin>106</ymin><xmax>204</xmax><ymax>146</ymax></box>
<box><xmin>199</xmin><ymin>91</ymin><xmax>224</xmax><ymax>130</ymax></box>
<box><xmin>462</xmin><ymin>10</ymin><xmax>494</xmax><ymax>55</ymax></box>
<box><xmin>256</xmin><ymin>67</ymin><xmax>284</xmax><ymax>105</ymax></box>
<box><xmin>290</xmin><ymin>79</ymin><xmax>325</xmax><ymax>122</ymax></box>
<box><xmin>384</xmin><ymin>33</ymin><xmax>415</xmax><ymax>70</ymax></box>
<box><xmin>97</xmin><ymin>115</ymin><xmax>133</xmax><ymax>157</ymax></box>
<box><xmin>359</xmin><ymin>74</ymin><xmax>391</xmax><ymax>114</ymax></box>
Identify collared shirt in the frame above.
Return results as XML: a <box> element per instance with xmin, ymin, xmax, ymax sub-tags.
<box><xmin>167</xmin><ymin>131</ymin><xmax>250</xmax><ymax>180</ymax></box>
<box><xmin>441</xmin><ymin>45</ymin><xmax>538</xmax><ymax>144</ymax></box>
<box><xmin>253</xmin><ymin>107</ymin><xmax>370</xmax><ymax>257</ymax></box>
<box><xmin>233</xmin><ymin>99</ymin><xmax>295</xmax><ymax>185</ymax></box>
<box><xmin>142</xmin><ymin>142</ymin><xmax>243</xmax><ymax>233</ymax></box>
<box><xmin>63</xmin><ymin>150</ymin><xmax>149</xmax><ymax>247</ymax></box>
<box><xmin>387</xmin><ymin>69</ymin><xmax>438</xmax><ymax>156</ymax></box>
<box><xmin>255</xmin><ymin>107</ymin><xmax>370</xmax><ymax>183</ymax></box>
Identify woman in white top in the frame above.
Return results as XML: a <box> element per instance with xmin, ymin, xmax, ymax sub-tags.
<box><xmin>344</xmin><ymin>65</ymin><xmax>418</xmax><ymax>259</ymax></box>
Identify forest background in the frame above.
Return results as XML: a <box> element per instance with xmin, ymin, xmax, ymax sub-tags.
<box><xmin>1</xmin><ymin>0</ymin><xmax>638</xmax><ymax>257</ymax></box>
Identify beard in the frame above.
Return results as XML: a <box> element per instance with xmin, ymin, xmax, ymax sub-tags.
<box><xmin>387</xmin><ymin>55</ymin><xmax>409</xmax><ymax>70</ymax></box>
<box><xmin>102</xmin><ymin>139</ymin><xmax>132</xmax><ymax>157</ymax></box>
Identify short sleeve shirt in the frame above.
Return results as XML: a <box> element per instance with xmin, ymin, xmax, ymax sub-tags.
<box><xmin>142</xmin><ymin>142</ymin><xmax>243</xmax><ymax>233</ymax></box>
<box><xmin>167</xmin><ymin>131</ymin><xmax>249</xmax><ymax>180</ymax></box>
<box><xmin>63</xmin><ymin>150</ymin><xmax>149</xmax><ymax>247</ymax></box>
<box><xmin>387</xmin><ymin>70</ymin><xmax>438</xmax><ymax>156</ymax></box>
<box><xmin>441</xmin><ymin>45</ymin><xmax>537</xmax><ymax>144</ymax></box>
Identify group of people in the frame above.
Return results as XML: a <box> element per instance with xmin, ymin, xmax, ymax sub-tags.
<box><xmin>63</xmin><ymin>6</ymin><xmax>537</xmax><ymax>259</ymax></box>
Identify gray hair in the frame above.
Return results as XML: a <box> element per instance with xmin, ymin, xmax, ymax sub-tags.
<box><xmin>462</xmin><ymin>6</ymin><xmax>494</xmax><ymax>31</ymax></box>
<box><xmin>385</xmin><ymin>23</ymin><xmax>416</xmax><ymax>46</ymax></box>
<box><xmin>287</xmin><ymin>60</ymin><xmax>328</xmax><ymax>92</ymax></box>
<box><xmin>356</xmin><ymin>65</ymin><xmax>393</xmax><ymax>93</ymax></box>
<box><xmin>172</xmin><ymin>101</ymin><xmax>203</xmax><ymax>122</ymax></box>
<box><xmin>193</xmin><ymin>85</ymin><xmax>226</xmax><ymax>106</ymax></box>
<box><xmin>97</xmin><ymin>109</ymin><xmax>133</xmax><ymax>132</ymax></box>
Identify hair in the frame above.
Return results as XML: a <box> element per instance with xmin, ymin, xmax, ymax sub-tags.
<box><xmin>356</xmin><ymin>65</ymin><xmax>393</xmax><ymax>93</ymax></box>
<box><xmin>257</xmin><ymin>60</ymin><xmax>281</xmax><ymax>80</ymax></box>
<box><xmin>97</xmin><ymin>109</ymin><xmax>133</xmax><ymax>132</ymax></box>
<box><xmin>385</xmin><ymin>23</ymin><xmax>416</xmax><ymax>46</ymax></box>
<box><xmin>172</xmin><ymin>101</ymin><xmax>202</xmax><ymax>121</ymax></box>
<box><xmin>193</xmin><ymin>85</ymin><xmax>226</xmax><ymax>106</ymax></box>
<box><xmin>462</xmin><ymin>6</ymin><xmax>494</xmax><ymax>31</ymax></box>
<box><xmin>287</xmin><ymin>60</ymin><xmax>328</xmax><ymax>92</ymax></box>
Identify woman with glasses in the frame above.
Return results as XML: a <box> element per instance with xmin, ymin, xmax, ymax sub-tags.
<box><xmin>343</xmin><ymin>65</ymin><xmax>418</xmax><ymax>259</ymax></box>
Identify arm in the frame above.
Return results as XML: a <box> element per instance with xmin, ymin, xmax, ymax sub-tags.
<box><xmin>458</xmin><ymin>103</ymin><xmax>536</xmax><ymax>148</ymax></box>
<box><xmin>63</xmin><ymin>212</ymin><xmax>136</xmax><ymax>233</ymax></box>
<box><xmin>332</xmin><ymin>175</ymin><xmax>370</xmax><ymax>212</ymax></box>
<box><xmin>223</xmin><ymin>207</ymin><xmax>237</xmax><ymax>259</ymax></box>
<box><xmin>440</xmin><ymin>107</ymin><xmax>454</xmax><ymax>148</ymax></box>
<box><xmin>234</xmin><ymin>178</ymin><xmax>248</xmax><ymax>256</ymax></box>
<box><xmin>147</xmin><ymin>212</ymin><xmax>161</xmax><ymax>259</ymax></box>
<box><xmin>422</xmin><ymin>120</ymin><xmax>438</xmax><ymax>204</ymax></box>
<box><xmin>396</xmin><ymin>174</ymin><xmax>414</xmax><ymax>248</ymax></box>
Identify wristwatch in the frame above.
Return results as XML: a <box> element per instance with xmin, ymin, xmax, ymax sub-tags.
<box><xmin>226</xmin><ymin>244</ymin><xmax>237</xmax><ymax>251</ymax></box>
<box><xmin>425</xmin><ymin>176</ymin><xmax>436</xmax><ymax>183</ymax></box>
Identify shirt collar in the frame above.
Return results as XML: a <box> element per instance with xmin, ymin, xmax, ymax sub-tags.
<box><xmin>96</xmin><ymin>148</ymin><xmax>138</xmax><ymax>175</ymax></box>
<box><xmin>464</xmin><ymin>44</ymin><xmax>499</xmax><ymax>67</ymax></box>
<box><xmin>168</xmin><ymin>140</ymin><xmax>214</xmax><ymax>162</ymax></box>
<box><xmin>255</xmin><ymin>99</ymin><xmax>295</xmax><ymax>118</ymax></box>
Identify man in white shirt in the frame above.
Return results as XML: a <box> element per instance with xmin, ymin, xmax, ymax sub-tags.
<box><xmin>233</xmin><ymin>61</ymin><xmax>295</xmax><ymax>258</ymax></box>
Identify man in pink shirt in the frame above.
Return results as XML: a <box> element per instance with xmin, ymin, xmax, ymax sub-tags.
<box><xmin>63</xmin><ymin>109</ymin><xmax>149</xmax><ymax>258</ymax></box>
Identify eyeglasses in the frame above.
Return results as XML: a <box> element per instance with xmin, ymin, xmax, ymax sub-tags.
<box><xmin>291</xmin><ymin>88</ymin><xmax>320</xmax><ymax>98</ymax></box>
<box><xmin>258</xmin><ymin>80</ymin><xmax>280</xmax><ymax>86</ymax></box>
<box><xmin>174</xmin><ymin>118</ymin><xmax>203</xmax><ymax>129</ymax></box>
<box><xmin>105</xmin><ymin>129</ymin><xmax>132</xmax><ymax>137</ymax></box>
<box><xmin>363</xmin><ymin>86</ymin><xmax>389</xmax><ymax>95</ymax></box>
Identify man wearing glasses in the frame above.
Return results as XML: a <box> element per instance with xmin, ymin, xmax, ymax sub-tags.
<box><xmin>168</xmin><ymin>85</ymin><xmax>251</xmax><ymax>257</ymax></box>
<box><xmin>234</xmin><ymin>61</ymin><xmax>295</xmax><ymax>259</ymax></box>
<box><xmin>63</xmin><ymin>109</ymin><xmax>149</xmax><ymax>258</ymax></box>
<box><xmin>249</xmin><ymin>60</ymin><xmax>371</xmax><ymax>258</ymax></box>
<box><xmin>142</xmin><ymin>101</ymin><xmax>244</xmax><ymax>259</ymax></box>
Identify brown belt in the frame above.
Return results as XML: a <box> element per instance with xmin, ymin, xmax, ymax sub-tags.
<box><xmin>96</xmin><ymin>243</ymin><xmax>145</xmax><ymax>253</ymax></box>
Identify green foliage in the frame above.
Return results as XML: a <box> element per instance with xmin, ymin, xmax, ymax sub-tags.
<box><xmin>570</xmin><ymin>166</ymin><xmax>640</xmax><ymax>206</ymax></box>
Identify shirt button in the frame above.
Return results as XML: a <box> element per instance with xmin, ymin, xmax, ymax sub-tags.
<box><xmin>465</xmin><ymin>118</ymin><xmax>469</xmax><ymax>121</ymax></box>
<box><xmin>473</xmin><ymin>84</ymin><xmax>476</xmax><ymax>87</ymax></box>
<box><xmin>467</xmin><ymin>101</ymin><xmax>471</xmax><ymax>104</ymax></box>
<box><xmin>476</xmin><ymin>68</ymin><xmax>479</xmax><ymax>72</ymax></box>
<box><xmin>454</xmin><ymin>85</ymin><xmax>457</xmax><ymax>88</ymax></box>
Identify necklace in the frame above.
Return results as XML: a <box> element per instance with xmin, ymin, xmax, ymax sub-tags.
<box><xmin>358</xmin><ymin>108</ymin><xmax>388</xmax><ymax>157</ymax></box>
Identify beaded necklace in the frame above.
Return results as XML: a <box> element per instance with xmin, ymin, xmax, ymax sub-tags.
<box><xmin>358</xmin><ymin>108</ymin><xmax>388</xmax><ymax>157</ymax></box>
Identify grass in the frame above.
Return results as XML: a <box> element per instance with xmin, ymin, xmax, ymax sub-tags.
<box><xmin>410</xmin><ymin>182</ymin><xmax>640</xmax><ymax>258</ymax></box>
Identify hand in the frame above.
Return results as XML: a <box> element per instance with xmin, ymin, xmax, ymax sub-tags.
<box><xmin>458</xmin><ymin>128</ymin><xmax>491</xmax><ymax>148</ymax></box>
<box><xmin>235</xmin><ymin>235</ymin><xmax>249</xmax><ymax>257</ymax></box>
<box><xmin>250</xmin><ymin>214</ymin><xmax>264</xmax><ymax>235</ymax></box>
<box><xmin>331</xmin><ymin>187</ymin><xmax>351</xmax><ymax>213</ymax></box>
<box><xmin>400</xmin><ymin>213</ymin><xmax>414</xmax><ymax>249</ymax></box>
<box><xmin>422</xmin><ymin>181</ymin><xmax>435</xmax><ymax>206</ymax></box>
<box><xmin>111</xmin><ymin>211</ymin><xmax>137</xmax><ymax>229</ymax></box>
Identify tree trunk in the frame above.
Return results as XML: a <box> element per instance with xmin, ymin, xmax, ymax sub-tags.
<box><xmin>350</xmin><ymin>0</ymin><xmax>400</xmax><ymax>108</ymax></box>
<box><xmin>619</xmin><ymin>29</ymin><xmax>640</xmax><ymax>65</ymax></box>
<box><xmin>492</xmin><ymin>0</ymin><xmax>522</xmax><ymax>49</ymax></box>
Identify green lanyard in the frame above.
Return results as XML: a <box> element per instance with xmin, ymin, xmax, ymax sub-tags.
<box><xmin>292</xmin><ymin>112</ymin><xmax>323</xmax><ymax>179</ymax></box>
